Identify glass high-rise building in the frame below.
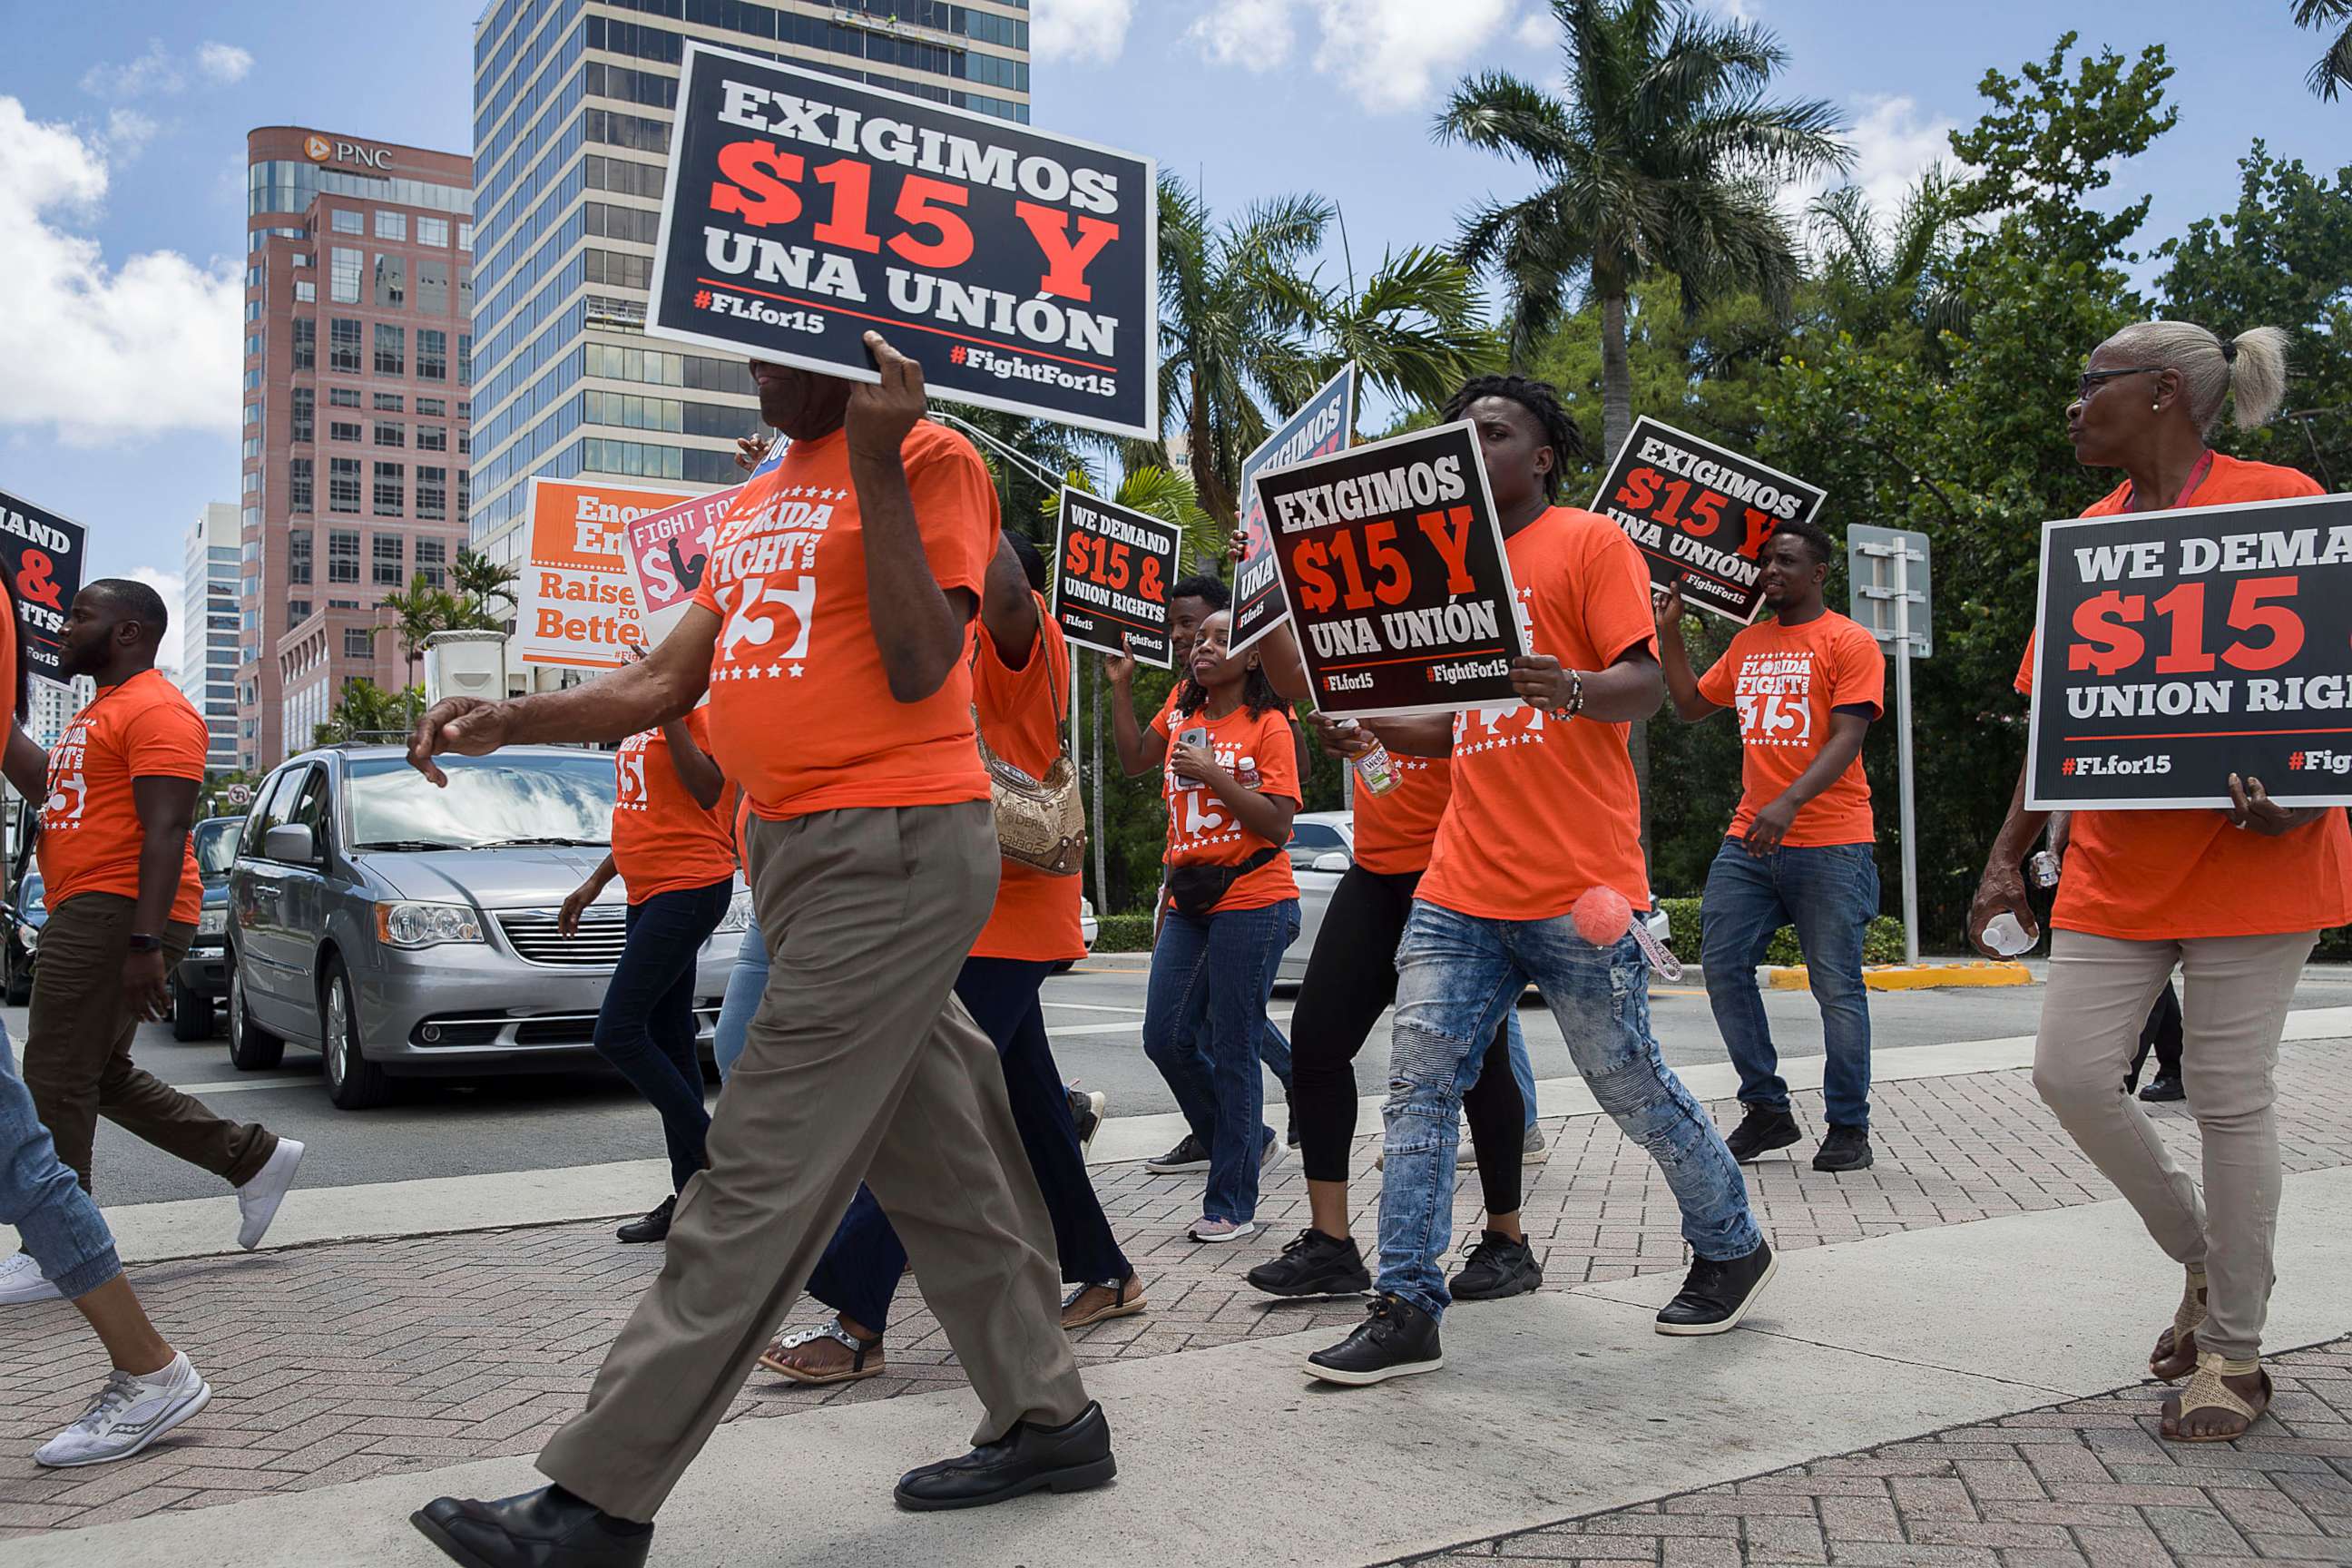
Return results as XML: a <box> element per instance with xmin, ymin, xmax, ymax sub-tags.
<box><xmin>467</xmin><ymin>1</ymin><xmax>1033</xmax><ymax>589</ymax></box>
<box><xmin>181</xmin><ymin>502</ymin><xmax>243</xmax><ymax>773</ymax></box>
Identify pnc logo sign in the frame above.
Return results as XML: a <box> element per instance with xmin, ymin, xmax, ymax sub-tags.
<box><xmin>303</xmin><ymin>134</ymin><xmax>392</xmax><ymax>171</ymax></box>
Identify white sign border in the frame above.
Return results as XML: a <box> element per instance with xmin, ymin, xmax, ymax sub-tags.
<box><xmin>1595</xmin><ymin>414</ymin><xmax>1827</xmax><ymax>628</ymax></box>
<box><xmin>1048</xmin><ymin>485</ymin><xmax>1182</xmax><ymax>670</ymax></box>
<box><xmin>517</xmin><ymin>474</ymin><xmax>700</xmax><ymax>671</ymax></box>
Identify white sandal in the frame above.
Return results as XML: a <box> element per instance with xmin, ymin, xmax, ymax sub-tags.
<box><xmin>759</xmin><ymin>1319</ymin><xmax>884</xmax><ymax>1386</ymax></box>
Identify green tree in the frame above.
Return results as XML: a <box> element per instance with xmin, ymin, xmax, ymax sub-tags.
<box><xmin>377</xmin><ymin>576</ymin><xmax>466</xmax><ymax>688</ymax></box>
<box><xmin>1292</xmin><ymin>244</ymin><xmax>1500</xmax><ymax>410</ymax></box>
<box><xmin>451</xmin><ymin>548</ymin><xmax>519</xmax><ymax>627</ymax></box>
<box><xmin>2295</xmin><ymin>0</ymin><xmax>2352</xmax><ymax>99</ymax></box>
<box><xmin>314</xmin><ymin>679</ymin><xmax>426</xmax><ymax>747</ymax></box>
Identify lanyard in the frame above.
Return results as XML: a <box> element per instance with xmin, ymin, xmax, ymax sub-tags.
<box><xmin>2123</xmin><ymin>448</ymin><xmax>2214</xmax><ymax>512</ymax></box>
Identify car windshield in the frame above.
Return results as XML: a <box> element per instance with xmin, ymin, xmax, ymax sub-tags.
<box><xmin>192</xmin><ymin>817</ymin><xmax>243</xmax><ymax>876</ymax></box>
<box><xmin>346</xmin><ymin>752</ymin><xmax>615</xmax><ymax>850</ymax></box>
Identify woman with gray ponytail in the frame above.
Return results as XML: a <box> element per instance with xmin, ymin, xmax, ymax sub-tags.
<box><xmin>1968</xmin><ymin>320</ymin><xmax>2347</xmax><ymax>1444</ymax></box>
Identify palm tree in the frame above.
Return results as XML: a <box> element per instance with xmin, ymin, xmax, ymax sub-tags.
<box><xmin>1292</xmin><ymin>244</ymin><xmax>1501</xmax><ymax>409</ymax></box>
<box><xmin>2296</xmin><ymin>1</ymin><xmax>2352</xmax><ymax>98</ymax></box>
<box><xmin>1436</xmin><ymin>0</ymin><xmax>1852</xmax><ymax>463</ymax></box>
<box><xmin>1808</xmin><ymin>166</ymin><xmax>1970</xmax><ymax>342</ymax></box>
<box><xmin>377</xmin><ymin>577</ymin><xmax>462</xmax><ymax>688</ymax></box>
<box><xmin>451</xmin><ymin>548</ymin><xmax>519</xmax><ymax>628</ymax></box>
<box><xmin>314</xmin><ymin>678</ymin><xmax>425</xmax><ymax>746</ymax></box>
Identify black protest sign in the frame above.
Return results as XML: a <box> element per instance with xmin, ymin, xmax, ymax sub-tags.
<box><xmin>1252</xmin><ymin>421</ymin><xmax>1525</xmax><ymax>718</ymax></box>
<box><xmin>2027</xmin><ymin>492</ymin><xmax>2352</xmax><ymax>810</ymax></box>
<box><xmin>0</xmin><ymin>485</ymin><xmax>88</xmax><ymax>681</ymax></box>
<box><xmin>1592</xmin><ymin>416</ymin><xmax>1826</xmax><ymax>623</ymax></box>
<box><xmin>647</xmin><ymin>42</ymin><xmax>1157</xmax><ymax>440</ymax></box>
<box><xmin>1230</xmin><ymin>362</ymin><xmax>1357</xmax><ymax>654</ymax></box>
<box><xmin>1052</xmin><ymin>488</ymin><xmax>1181</xmax><ymax>669</ymax></box>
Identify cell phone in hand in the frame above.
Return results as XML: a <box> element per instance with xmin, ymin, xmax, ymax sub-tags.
<box><xmin>1179</xmin><ymin>727</ymin><xmax>1209</xmax><ymax>750</ymax></box>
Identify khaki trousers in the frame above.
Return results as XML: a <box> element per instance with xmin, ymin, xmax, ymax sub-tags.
<box><xmin>24</xmin><ymin>893</ymin><xmax>276</xmax><ymax>1195</ymax></box>
<box><xmin>2033</xmin><ymin>927</ymin><xmax>2318</xmax><ymax>1361</ymax></box>
<box><xmin>537</xmin><ymin>802</ymin><xmax>1090</xmax><ymax>1521</ymax></box>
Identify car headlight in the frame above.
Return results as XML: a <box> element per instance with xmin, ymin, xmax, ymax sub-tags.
<box><xmin>198</xmin><ymin>908</ymin><xmax>228</xmax><ymax>937</ymax></box>
<box><xmin>375</xmin><ymin>901</ymin><xmax>485</xmax><ymax>948</ymax></box>
<box><xmin>19</xmin><ymin>926</ymin><xmax>36</xmax><ymax>955</ymax></box>
<box><xmin>712</xmin><ymin>887</ymin><xmax>756</xmax><ymax>936</ymax></box>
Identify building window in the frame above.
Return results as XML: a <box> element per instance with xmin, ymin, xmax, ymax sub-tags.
<box><xmin>373</xmin><ymin>324</ymin><xmax>405</xmax><ymax>377</ymax></box>
<box><xmin>374</xmin><ymin>253</ymin><xmax>407</xmax><ymax>309</ymax></box>
<box><xmin>372</xmin><ymin>392</ymin><xmax>405</xmax><ymax>413</ymax></box>
<box><xmin>417</xmin><ymin>466</ymin><xmax>448</xmax><ymax>522</ymax></box>
<box><xmin>328</xmin><ymin>528</ymin><xmax>361</xmax><ymax>581</ymax></box>
<box><xmin>457</xmin><ymin>334</ymin><xmax>472</xmax><ymax>386</ymax></box>
<box><xmin>416</xmin><ymin>397</ymin><xmax>446</xmax><ymax>416</ymax></box>
<box><xmin>288</xmin><ymin>599</ymin><xmax>311</xmax><ymax>621</ymax></box>
<box><xmin>291</xmin><ymin>318</ymin><xmax>315</xmax><ymax>370</ymax></box>
<box><xmin>329</xmin><ymin>387</ymin><xmax>360</xmax><ymax>407</ymax></box>
<box><xmin>416</xmin><ymin>537</ymin><xmax>447</xmax><ymax>587</ymax></box>
<box><xmin>457</xmin><ymin>221</ymin><xmax>473</xmax><ymax>251</ymax></box>
<box><xmin>344</xmin><ymin>626</ymin><xmax>375</xmax><ymax>659</ymax></box>
<box><xmin>417</xmin><ymin>215</ymin><xmax>449</xmax><ymax>249</ymax></box>
<box><xmin>457</xmin><ymin>429</ymin><xmax>472</xmax><ymax>456</ymax></box>
<box><xmin>331</xmin><ymin>210</ymin><xmax>363</xmax><ymax>235</ymax></box>
<box><xmin>372</xmin><ymin>533</ymin><xmax>406</xmax><ymax>585</ymax></box>
<box><xmin>374</xmin><ymin>211</ymin><xmax>406</xmax><ymax>242</ymax></box>
<box><xmin>330</xmin><ymin>247</ymin><xmax>362</xmax><ymax>304</ymax></box>
<box><xmin>289</xmin><ymin>531</ymin><xmax>313</xmax><ymax>585</ymax></box>
<box><xmin>294</xmin><ymin>279</ymin><xmax>316</xmax><ymax>303</ymax></box>
<box><xmin>372</xmin><ymin>462</ymin><xmax>405</xmax><ymax>516</ymax></box>
<box><xmin>329</xmin><ymin>318</ymin><xmax>362</xmax><ymax>373</ymax></box>
<box><xmin>290</xmin><ymin>386</ymin><xmax>314</xmax><ymax>443</ymax></box>
<box><xmin>328</xmin><ymin>460</ymin><xmax>361</xmax><ymax>516</ymax></box>
<box><xmin>416</xmin><ymin>328</ymin><xmax>447</xmax><ymax>382</ymax></box>
<box><xmin>416</xmin><ymin>425</ymin><xmax>446</xmax><ymax>452</ymax></box>
<box><xmin>289</xmin><ymin>457</ymin><xmax>314</xmax><ymax>513</ymax></box>
<box><xmin>374</xmin><ymin>421</ymin><xmax>405</xmax><ymax>448</ymax></box>
<box><xmin>328</xmin><ymin>418</ymin><xmax>362</xmax><ymax>444</ymax></box>
<box><xmin>415</xmin><ymin>258</ymin><xmax>450</xmax><ymax>316</ymax></box>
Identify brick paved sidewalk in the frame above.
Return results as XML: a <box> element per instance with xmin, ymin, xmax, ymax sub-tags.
<box><xmin>1</xmin><ymin>1041</ymin><xmax>2348</xmax><ymax>1538</ymax></box>
<box><xmin>1399</xmin><ymin>1335</ymin><xmax>2352</xmax><ymax>1567</ymax></box>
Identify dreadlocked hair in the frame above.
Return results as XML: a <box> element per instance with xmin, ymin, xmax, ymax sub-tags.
<box><xmin>1442</xmin><ymin>374</ymin><xmax>1580</xmax><ymax>503</ymax></box>
<box><xmin>1173</xmin><ymin>661</ymin><xmax>1288</xmax><ymax>722</ymax></box>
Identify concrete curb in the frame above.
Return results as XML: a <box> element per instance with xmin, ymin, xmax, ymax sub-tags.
<box><xmin>1764</xmin><ymin>959</ymin><xmax>2034</xmax><ymax>991</ymax></box>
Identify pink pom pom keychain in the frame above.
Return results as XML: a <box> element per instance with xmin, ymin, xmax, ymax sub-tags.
<box><xmin>1570</xmin><ymin>886</ymin><xmax>1684</xmax><ymax>981</ymax></box>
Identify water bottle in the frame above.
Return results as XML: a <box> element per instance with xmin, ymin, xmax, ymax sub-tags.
<box><xmin>2027</xmin><ymin>850</ymin><xmax>2062</xmax><ymax>890</ymax></box>
<box><xmin>1334</xmin><ymin>720</ymin><xmax>1399</xmax><ymax>796</ymax></box>
<box><xmin>1981</xmin><ymin>912</ymin><xmax>2037</xmax><ymax>957</ymax></box>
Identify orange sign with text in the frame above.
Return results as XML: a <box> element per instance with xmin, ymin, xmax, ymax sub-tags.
<box><xmin>516</xmin><ymin>477</ymin><xmax>697</xmax><ymax>670</ymax></box>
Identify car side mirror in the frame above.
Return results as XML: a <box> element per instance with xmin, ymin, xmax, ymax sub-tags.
<box><xmin>262</xmin><ymin>824</ymin><xmax>318</xmax><ymax>864</ymax></box>
<box><xmin>1311</xmin><ymin>851</ymin><xmax>1351</xmax><ymax>874</ymax></box>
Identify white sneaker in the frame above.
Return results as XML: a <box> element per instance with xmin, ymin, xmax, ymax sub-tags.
<box><xmin>236</xmin><ymin>1138</ymin><xmax>306</xmax><ymax>1250</ymax></box>
<box><xmin>0</xmin><ymin>1251</ymin><xmax>64</xmax><ymax>1305</ymax></box>
<box><xmin>1524</xmin><ymin>1125</ymin><xmax>1548</xmax><ymax>1163</ymax></box>
<box><xmin>34</xmin><ymin>1352</ymin><xmax>211</xmax><ymax>1467</ymax></box>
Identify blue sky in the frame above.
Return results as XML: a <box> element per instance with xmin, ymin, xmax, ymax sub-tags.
<box><xmin>1</xmin><ymin>0</ymin><xmax>2344</xmax><ymax>652</ymax></box>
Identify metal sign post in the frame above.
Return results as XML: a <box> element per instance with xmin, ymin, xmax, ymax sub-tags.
<box><xmin>1848</xmin><ymin>525</ymin><xmax>1933</xmax><ymax>966</ymax></box>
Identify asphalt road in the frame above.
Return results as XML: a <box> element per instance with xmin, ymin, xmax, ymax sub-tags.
<box><xmin>16</xmin><ymin>961</ymin><xmax>2352</xmax><ymax>1210</ymax></box>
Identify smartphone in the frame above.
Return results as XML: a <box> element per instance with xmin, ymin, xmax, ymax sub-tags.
<box><xmin>1178</xmin><ymin>727</ymin><xmax>1209</xmax><ymax>750</ymax></box>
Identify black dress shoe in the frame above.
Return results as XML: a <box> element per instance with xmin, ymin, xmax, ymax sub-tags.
<box><xmin>1305</xmin><ymin>1293</ymin><xmax>1444</xmax><ymax>1385</ymax></box>
<box><xmin>1724</xmin><ymin>1106</ymin><xmax>1802</xmax><ymax>1163</ymax></box>
<box><xmin>2139</xmin><ymin>1074</ymin><xmax>2185</xmax><ymax>1103</ymax></box>
<box><xmin>1655</xmin><ymin>1240</ymin><xmax>1776</xmax><ymax>1337</ymax></box>
<box><xmin>894</xmin><ymin>1400</ymin><xmax>1116</xmax><ymax>1511</ymax></box>
<box><xmin>411</xmin><ymin>1485</ymin><xmax>652</xmax><ymax>1568</ymax></box>
<box><xmin>615</xmin><ymin>1196</ymin><xmax>674</xmax><ymax>1245</ymax></box>
<box><xmin>1246</xmin><ymin>1229</ymin><xmax>1371</xmax><ymax>1298</ymax></box>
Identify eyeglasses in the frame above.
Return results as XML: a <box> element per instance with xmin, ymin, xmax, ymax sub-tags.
<box><xmin>2074</xmin><ymin>366</ymin><xmax>2166</xmax><ymax>400</ymax></box>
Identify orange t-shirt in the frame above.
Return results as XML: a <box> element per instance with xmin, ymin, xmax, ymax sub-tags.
<box><xmin>972</xmin><ymin>596</ymin><xmax>1086</xmax><ymax>963</ymax></box>
<box><xmin>1696</xmin><ymin>610</ymin><xmax>1884</xmax><ymax>846</ymax></box>
<box><xmin>1352</xmin><ymin>751</ymin><xmax>1454</xmax><ymax>876</ymax></box>
<box><xmin>691</xmin><ymin>419</ymin><xmax>998</xmax><ymax>820</ymax></box>
<box><xmin>38</xmin><ymin>669</ymin><xmax>204</xmax><ymax>926</ymax></box>
<box><xmin>1417</xmin><ymin>506</ymin><xmax>1657</xmax><ymax>920</ymax></box>
<box><xmin>2016</xmin><ymin>453</ymin><xmax>2350</xmax><ymax>939</ymax></box>
<box><xmin>611</xmin><ymin>709</ymin><xmax>738</xmax><ymax>904</ymax></box>
<box><xmin>1152</xmin><ymin>699</ymin><xmax>1302</xmax><ymax>914</ymax></box>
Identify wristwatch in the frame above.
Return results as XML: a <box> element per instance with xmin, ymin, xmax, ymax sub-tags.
<box><xmin>128</xmin><ymin>933</ymin><xmax>163</xmax><ymax>954</ymax></box>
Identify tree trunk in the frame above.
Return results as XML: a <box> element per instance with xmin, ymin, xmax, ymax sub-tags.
<box><xmin>1600</xmin><ymin>289</ymin><xmax>1653</xmax><ymax>858</ymax></box>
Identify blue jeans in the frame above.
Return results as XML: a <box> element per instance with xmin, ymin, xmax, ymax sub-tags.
<box><xmin>1699</xmin><ymin>838</ymin><xmax>1877</xmax><ymax>1130</ymax></box>
<box><xmin>1142</xmin><ymin>899</ymin><xmax>1299</xmax><ymax>1224</ymax></box>
<box><xmin>1</xmin><ymin>1021</ymin><xmax>122</xmax><ymax>1298</ymax></box>
<box><xmin>1379</xmin><ymin>901</ymin><xmax>1762</xmax><ymax>1320</ymax></box>
<box><xmin>593</xmin><ymin>878</ymin><xmax>733</xmax><ymax>1192</ymax></box>
<box><xmin>714</xmin><ymin>920</ymin><xmax>767</xmax><ymax>1082</ymax></box>
<box><xmin>1508</xmin><ymin>1014</ymin><xmax>1538</xmax><ymax>1129</ymax></box>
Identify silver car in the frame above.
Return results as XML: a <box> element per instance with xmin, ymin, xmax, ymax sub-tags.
<box><xmin>225</xmin><ymin>744</ymin><xmax>750</xmax><ymax>1109</ymax></box>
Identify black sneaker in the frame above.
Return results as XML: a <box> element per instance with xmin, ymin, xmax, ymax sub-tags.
<box><xmin>2139</xmin><ymin>1075</ymin><xmax>2185</xmax><ymax>1103</ymax></box>
<box><xmin>1447</xmin><ymin>1229</ymin><xmax>1544</xmax><ymax>1302</ymax></box>
<box><xmin>1306</xmin><ymin>1294</ymin><xmax>1444</xmax><ymax>1386</ymax></box>
<box><xmin>1723</xmin><ymin>1105</ymin><xmax>1802</xmax><ymax>1163</ymax></box>
<box><xmin>1812</xmin><ymin>1125</ymin><xmax>1874</xmax><ymax>1172</ymax></box>
<box><xmin>1655</xmin><ymin>1240</ymin><xmax>1776</xmax><ymax>1337</ymax></box>
<box><xmin>1144</xmin><ymin>1132</ymin><xmax>1210</xmax><ymax>1174</ymax></box>
<box><xmin>615</xmin><ymin>1195</ymin><xmax>675</xmax><ymax>1244</ymax></box>
<box><xmin>1246</xmin><ymin>1229</ymin><xmax>1371</xmax><ymax>1298</ymax></box>
<box><xmin>1065</xmin><ymin>1086</ymin><xmax>1106</xmax><ymax>1155</ymax></box>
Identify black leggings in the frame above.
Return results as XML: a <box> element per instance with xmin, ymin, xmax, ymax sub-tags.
<box><xmin>1289</xmin><ymin>863</ymin><xmax>1525</xmax><ymax>1215</ymax></box>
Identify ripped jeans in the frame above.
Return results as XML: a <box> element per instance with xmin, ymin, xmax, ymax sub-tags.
<box><xmin>1377</xmin><ymin>900</ymin><xmax>1762</xmax><ymax>1320</ymax></box>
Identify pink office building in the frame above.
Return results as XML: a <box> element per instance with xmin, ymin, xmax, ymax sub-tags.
<box><xmin>240</xmin><ymin>128</ymin><xmax>475</xmax><ymax>769</ymax></box>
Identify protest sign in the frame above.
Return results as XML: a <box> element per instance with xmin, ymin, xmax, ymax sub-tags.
<box><xmin>1251</xmin><ymin>421</ymin><xmax>1524</xmax><ymax>718</ymax></box>
<box><xmin>0</xmin><ymin>485</ymin><xmax>89</xmax><ymax>681</ymax></box>
<box><xmin>620</xmin><ymin>478</ymin><xmax>750</xmax><ymax>645</ymax></box>
<box><xmin>1592</xmin><ymin>416</ymin><xmax>1826</xmax><ymax>623</ymax></box>
<box><xmin>516</xmin><ymin>478</ymin><xmax>692</xmax><ymax>671</ymax></box>
<box><xmin>1051</xmin><ymin>488</ymin><xmax>1181</xmax><ymax>668</ymax></box>
<box><xmin>2026</xmin><ymin>491</ymin><xmax>2352</xmax><ymax>809</ymax></box>
<box><xmin>1230</xmin><ymin>363</ymin><xmax>1357</xmax><ymax>654</ymax></box>
<box><xmin>646</xmin><ymin>42</ymin><xmax>1157</xmax><ymax>440</ymax></box>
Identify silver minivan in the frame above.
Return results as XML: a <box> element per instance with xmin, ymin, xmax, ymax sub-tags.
<box><xmin>225</xmin><ymin>744</ymin><xmax>749</xmax><ymax>1108</ymax></box>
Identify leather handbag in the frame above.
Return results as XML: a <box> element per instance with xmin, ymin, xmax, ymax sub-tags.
<box><xmin>974</xmin><ymin>633</ymin><xmax>1088</xmax><ymax>877</ymax></box>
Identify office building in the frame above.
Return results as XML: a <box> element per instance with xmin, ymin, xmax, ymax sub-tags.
<box><xmin>26</xmin><ymin>675</ymin><xmax>96</xmax><ymax>750</ymax></box>
<box><xmin>240</xmin><ymin>128</ymin><xmax>475</xmax><ymax>768</ymax></box>
<box><xmin>181</xmin><ymin>502</ymin><xmax>241</xmax><ymax>772</ymax></box>
<box><xmin>467</xmin><ymin>0</ymin><xmax>1032</xmax><ymax>590</ymax></box>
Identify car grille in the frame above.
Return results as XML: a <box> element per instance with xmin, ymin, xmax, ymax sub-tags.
<box><xmin>495</xmin><ymin>910</ymin><xmax>627</xmax><ymax>966</ymax></box>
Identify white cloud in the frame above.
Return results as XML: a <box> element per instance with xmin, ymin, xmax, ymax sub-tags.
<box><xmin>1189</xmin><ymin>0</ymin><xmax>1298</xmax><ymax>69</ymax></box>
<box><xmin>195</xmin><ymin>43</ymin><xmax>253</xmax><ymax>86</ymax></box>
<box><xmin>0</xmin><ymin>97</ymin><xmax>244</xmax><ymax>446</ymax></box>
<box><xmin>131</xmin><ymin>565</ymin><xmax>185</xmax><ymax>632</ymax></box>
<box><xmin>1843</xmin><ymin>94</ymin><xmax>1959</xmax><ymax>220</ymax></box>
<box><xmin>1514</xmin><ymin>8</ymin><xmax>1557</xmax><ymax>52</ymax></box>
<box><xmin>102</xmin><ymin>108</ymin><xmax>160</xmax><ymax>163</ymax></box>
<box><xmin>1033</xmin><ymin>0</ymin><xmax>1137</xmax><ymax>63</ymax></box>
